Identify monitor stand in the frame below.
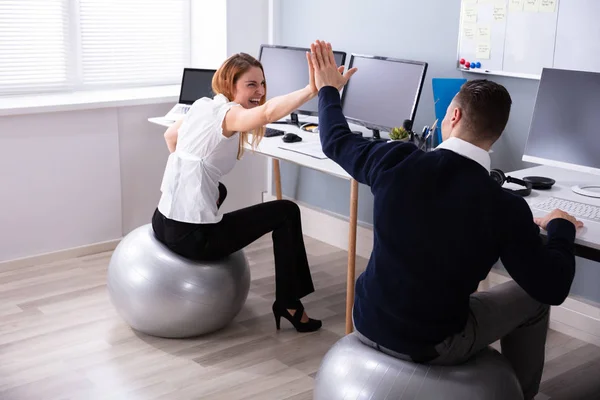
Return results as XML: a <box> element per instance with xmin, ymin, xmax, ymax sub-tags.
<box><xmin>269</xmin><ymin>112</ymin><xmax>304</xmax><ymax>127</ymax></box>
<box><xmin>368</xmin><ymin>129</ymin><xmax>387</xmax><ymax>142</ymax></box>
<box><xmin>572</xmin><ymin>184</ymin><xmax>600</xmax><ymax>199</ymax></box>
<box><xmin>286</xmin><ymin>113</ymin><xmax>302</xmax><ymax>127</ymax></box>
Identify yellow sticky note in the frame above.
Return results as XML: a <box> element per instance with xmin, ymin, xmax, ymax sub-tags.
<box><xmin>524</xmin><ymin>0</ymin><xmax>539</xmax><ymax>12</ymax></box>
<box><xmin>509</xmin><ymin>0</ymin><xmax>524</xmax><ymax>11</ymax></box>
<box><xmin>539</xmin><ymin>0</ymin><xmax>556</xmax><ymax>12</ymax></box>
<box><xmin>493</xmin><ymin>4</ymin><xmax>507</xmax><ymax>21</ymax></box>
<box><xmin>477</xmin><ymin>25</ymin><xmax>491</xmax><ymax>42</ymax></box>
<box><xmin>476</xmin><ymin>43</ymin><xmax>491</xmax><ymax>59</ymax></box>
<box><xmin>463</xmin><ymin>24</ymin><xmax>476</xmax><ymax>40</ymax></box>
<box><xmin>463</xmin><ymin>5</ymin><xmax>478</xmax><ymax>23</ymax></box>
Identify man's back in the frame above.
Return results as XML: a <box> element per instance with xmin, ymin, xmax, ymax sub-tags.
<box><xmin>354</xmin><ymin>146</ymin><xmax>507</xmax><ymax>354</ymax></box>
<box><xmin>316</xmin><ymin>85</ymin><xmax>577</xmax><ymax>357</ymax></box>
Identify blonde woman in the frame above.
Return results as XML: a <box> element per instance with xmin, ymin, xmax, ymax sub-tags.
<box><xmin>152</xmin><ymin>52</ymin><xmax>322</xmax><ymax>332</ymax></box>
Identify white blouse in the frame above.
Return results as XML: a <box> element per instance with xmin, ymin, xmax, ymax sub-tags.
<box><xmin>158</xmin><ymin>94</ymin><xmax>240</xmax><ymax>224</ymax></box>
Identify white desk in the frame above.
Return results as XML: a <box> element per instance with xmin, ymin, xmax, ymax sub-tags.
<box><xmin>148</xmin><ymin>117</ymin><xmax>176</xmax><ymax>127</ymax></box>
<box><xmin>508</xmin><ymin>165</ymin><xmax>600</xmax><ymax>260</ymax></box>
<box><xmin>149</xmin><ymin>116</ymin><xmax>359</xmax><ymax>334</ymax></box>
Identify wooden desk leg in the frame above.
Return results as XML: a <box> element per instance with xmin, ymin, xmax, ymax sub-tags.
<box><xmin>273</xmin><ymin>159</ymin><xmax>283</xmax><ymax>200</ymax></box>
<box><xmin>346</xmin><ymin>179</ymin><xmax>359</xmax><ymax>334</ymax></box>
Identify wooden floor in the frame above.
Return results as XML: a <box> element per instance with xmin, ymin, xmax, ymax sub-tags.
<box><xmin>1</xmin><ymin>235</ymin><xmax>600</xmax><ymax>399</ymax></box>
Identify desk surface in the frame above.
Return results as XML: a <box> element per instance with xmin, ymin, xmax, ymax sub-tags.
<box><xmin>508</xmin><ymin>165</ymin><xmax>600</xmax><ymax>252</ymax></box>
<box><xmin>148</xmin><ymin>117</ymin><xmax>174</xmax><ymax>127</ymax></box>
<box><xmin>256</xmin><ymin>123</ymin><xmax>351</xmax><ymax>180</ymax></box>
<box><xmin>148</xmin><ymin>116</ymin><xmax>352</xmax><ymax>180</ymax></box>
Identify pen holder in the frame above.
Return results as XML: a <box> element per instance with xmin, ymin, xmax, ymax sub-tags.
<box><xmin>425</xmin><ymin>126</ymin><xmax>436</xmax><ymax>150</ymax></box>
<box><xmin>417</xmin><ymin>126</ymin><xmax>437</xmax><ymax>151</ymax></box>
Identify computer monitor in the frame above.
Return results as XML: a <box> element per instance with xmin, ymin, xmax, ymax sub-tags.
<box><xmin>179</xmin><ymin>68</ymin><xmax>215</xmax><ymax>104</ymax></box>
<box><xmin>522</xmin><ymin>68</ymin><xmax>600</xmax><ymax>198</ymax></box>
<box><xmin>258</xmin><ymin>44</ymin><xmax>346</xmax><ymax>126</ymax></box>
<box><xmin>340</xmin><ymin>54</ymin><xmax>428</xmax><ymax>140</ymax></box>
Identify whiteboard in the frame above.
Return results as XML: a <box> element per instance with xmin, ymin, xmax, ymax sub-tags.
<box><xmin>456</xmin><ymin>0</ymin><xmax>600</xmax><ymax>80</ymax></box>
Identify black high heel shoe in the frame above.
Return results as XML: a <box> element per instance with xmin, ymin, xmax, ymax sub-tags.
<box><xmin>272</xmin><ymin>301</ymin><xmax>322</xmax><ymax>333</ymax></box>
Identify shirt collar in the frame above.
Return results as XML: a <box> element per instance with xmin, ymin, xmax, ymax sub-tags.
<box><xmin>435</xmin><ymin>137</ymin><xmax>491</xmax><ymax>172</ymax></box>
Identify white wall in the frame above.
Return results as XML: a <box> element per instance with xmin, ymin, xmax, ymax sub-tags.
<box><xmin>226</xmin><ymin>0</ymin><xmax>269</xmax><ymax>57</ymax></box>
<box><xmin>0</xmin><ymin>108</ymin><xmax>123</xmax><ymax>262</ymax></box>
<box><xmin>190</xmin><ymin>0</ymin><xmax>269</xmax><ymax>63</ymax></box>
<box><xmin>0</xmin><ymin>103</ymin><xmax>177</xmax><ymax>263</ymax></box>
<box><xmin>191</xmin><ymin>1</ymin><xmax>227</xmax><ymax>68</ymax></box>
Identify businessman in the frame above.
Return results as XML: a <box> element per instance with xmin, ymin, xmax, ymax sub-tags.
<box><xmin>309</xmin><ymin>40</ymin><xmax>582</xmax><ymax>400</ymax></box>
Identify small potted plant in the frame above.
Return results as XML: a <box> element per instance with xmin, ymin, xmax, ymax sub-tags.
<box><xmin>388</xmin><ymin>126</ymin><xmax>410</xmax><ymax>142</ymax></box>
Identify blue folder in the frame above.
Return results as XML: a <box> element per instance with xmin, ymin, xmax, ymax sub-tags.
<box><xmin>431</xmin><ymin>78</ymin><xmax>467</xmax><ymax>146</ymax></box>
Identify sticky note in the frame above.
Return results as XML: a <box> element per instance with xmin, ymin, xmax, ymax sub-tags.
<box><xmin>509</xmin><ymin>0</ymin><xmax>524</xmax><ymax>11</ymax></box>
<box><xmin>539</xmin><ymin>0</ymin><xmax>556</xmax><ymax>12</ymax></box>
<box><xmin>463</xmin><ymin>5</ymin><xmax>478</xmax><ymax>23</ymax></box>
<box><xmin>524</xmin><ymin>0</ymin><xmax>539</xmax><ymax>12</ymax></box>
<box><xmin>477</xmin><ymin>25</ymin><xmax>491</xmax><ymax>42</ymax></box>
<box><xmin>476</xmin><ymin>43</ymin><xmax>491</xmax><ymax>59</ymax></box>
<box><xmin>493</xmin><ymin>4</ymin><xmax>507</xmax><ymax>21</ymax></box>
<box><xmin>463</xmin><ymin>24</ymin><xmax>476</xmax><ymax>40</ymax></box>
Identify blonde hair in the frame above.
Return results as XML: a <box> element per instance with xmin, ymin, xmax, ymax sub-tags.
<box><xmin>212</xmin><ymin>53</ymin><xmax>266</xmax><ymax>159</ymax></box>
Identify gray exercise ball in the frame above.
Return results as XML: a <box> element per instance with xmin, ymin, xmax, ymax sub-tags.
<box><xmin>107</xmin><ymin>224</ymin><xmax>250</xmax><ymax>338</ymax></box>
<box><xmin>314</xmin><ymin>333</ymin><xmax>523</xmax><ymax>400</ymax></box>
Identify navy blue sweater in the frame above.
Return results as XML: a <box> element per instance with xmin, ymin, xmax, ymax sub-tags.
<box><xmin>318</xmin><ymin>86</ymin><xmax>576</xmax><ymax>355</ymax></box>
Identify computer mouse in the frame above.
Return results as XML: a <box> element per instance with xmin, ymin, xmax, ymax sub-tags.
<box><xmin>282</xmin><ymin>133</ymin><xmax>302</xmax><ymax>143</ymax></box>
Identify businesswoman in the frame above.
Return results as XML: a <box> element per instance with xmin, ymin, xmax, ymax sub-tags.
<box><xmin>152</xmin><ymin>51</ymin><xmax>322</xmax><ymax>332</ymax></box>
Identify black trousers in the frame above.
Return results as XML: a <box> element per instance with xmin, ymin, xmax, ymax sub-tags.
<box><xmin>152</xmin><ymin>183</ymin><xmax>315</xmax><ymax>307</ymax></box>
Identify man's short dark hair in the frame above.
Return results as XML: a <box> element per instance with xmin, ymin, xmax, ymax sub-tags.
<box><xmin>454</xmin><ymin>79</ymin><xmax>512</xmax><ymax>143</ymax></box>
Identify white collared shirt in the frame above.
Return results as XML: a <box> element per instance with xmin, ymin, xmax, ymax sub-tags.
<box><xmin>158</xmin><ymin>94</ymin><xmax>240</xmax><ymax>224</ymax></box>
<box><xmin>435</xmin><ymin>137</ymin><xmax>491</xmax><ymax>172</ymax></box>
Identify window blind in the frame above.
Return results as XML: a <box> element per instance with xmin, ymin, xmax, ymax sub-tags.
<box><xmin>0</xmin><ymin>0</ymin><xmax>190</xmax><ymax>96</ymax></box>
<box><xmin>0</xmin><ymin>0</ymin><xmax>69</xmax><ymax>95</ymax></box>
<box><xmin>79</xmin><ymin>0</ymin><xmax>190</xmax><ymax>88</ymax></box>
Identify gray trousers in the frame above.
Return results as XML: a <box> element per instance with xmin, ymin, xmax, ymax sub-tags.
<box><xmin>356</xmin><ymin>280</ymin><xmax>550</xmax><ymax>400</ymax></box>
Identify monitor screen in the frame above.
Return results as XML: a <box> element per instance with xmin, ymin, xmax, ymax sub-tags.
<box><xmin>340</xmin><ymin>55</ymin><xmax>427</xmax><ymax>132</ymax></box>
<box><xmin>259</xmin><ymin>45</ymin><xmax>346</xmax><ymax>115</ymax></box>
<box><xmin>179</xmin><ymin>68</ymin><xmax>216</xmax><ymax>105</ymax></box>
<box><xmin>523</xmin><ymin>68</ymin><xmax>600</xmax><ymax>174</ymax></box>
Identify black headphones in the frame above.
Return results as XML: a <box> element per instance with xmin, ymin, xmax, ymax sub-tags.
<box><xmin>490</xmin><ymin>169</ymin><xmax>532</xmax><ymax>197</ymax></box>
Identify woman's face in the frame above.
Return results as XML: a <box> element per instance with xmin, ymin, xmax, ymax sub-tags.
<box><xmin>232</xmin><ymin>67</ymin><xmax>266</xmax><ymax>109</ymax></box>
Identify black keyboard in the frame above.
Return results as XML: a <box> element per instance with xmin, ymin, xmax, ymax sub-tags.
<box><xmin>265</xmin><ymin>127</ymin><xmax>285</xmax><ymax>137</ymax></box>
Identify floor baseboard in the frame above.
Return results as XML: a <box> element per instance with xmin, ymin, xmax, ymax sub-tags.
<box><xmin>0</xmin><ymin>239</ymin><xmax>121</xmax><ymax>270</ymax></box>
<box><xmin>263</xmin><ymin>193</ymin><xmax>600</xmax><ymax>346</ymax></box>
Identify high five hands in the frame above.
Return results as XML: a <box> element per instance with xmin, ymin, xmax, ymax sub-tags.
<box><xmin>308</xmin><ymin>40</ymin><xmax>358</xmax><ymax>92</ymax></box>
